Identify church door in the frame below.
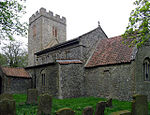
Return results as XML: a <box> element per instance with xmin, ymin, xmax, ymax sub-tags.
<box><xmin>0</xmin><ymin>76</ymin><xmax>2</xmax><ymax>94</ymax></box>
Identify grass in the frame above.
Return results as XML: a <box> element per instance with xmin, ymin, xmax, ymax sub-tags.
<box><xmin>13</xmin><ymin>94</ymin><xmax>149</xmax><ymax>115</ymax></box>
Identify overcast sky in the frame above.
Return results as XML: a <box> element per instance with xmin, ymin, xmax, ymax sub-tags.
<box><xmin>21</xmin><ymin>0</ymin><xmax>135</xmax><ymax>43</ymax></box>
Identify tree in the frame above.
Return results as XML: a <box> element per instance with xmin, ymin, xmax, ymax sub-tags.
<box><xmin>0</xmin><ymin>0</ymin><xmax>27</xmax><ymax>40</ymax></box>
<box><xmin>1</xmin><ymin>41</ymin><xmax>28</xmax><ymax>67</ymax></box>
<box><xmin>122</xmin><ymin>0</ymin><xmax>150</xmax><ymax>47</ymax></box>
<box><xmin>0</xmin><ymin>53</ymin><xmax>7</xmax><ymax>66</ymax></box>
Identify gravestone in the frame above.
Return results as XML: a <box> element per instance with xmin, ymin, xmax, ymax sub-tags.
<box><xmin>95</xmin><ymin>101</ymin><xmax>106</xmax><ymax>115</ymax></box>
<box><xmin>0</xmin><ymin>93</ymin><xmax>13</xmax><ymax>101</ymax></box>
<box><xmin>26</xmin><ymin>88</ymin><xmax>38</xmax><ymax>105</ymax></box>
<box><xmin>37</xmin><ymin>93</ymin><xmax>52</xmax><ymax>115</ymax></box>
<box><xmin>82</xmin><ymin>106</ymin><xmax>94</xmax><ymax>115</ymax></box>
<box><xmin>110</xmin><ymin>110</ymin><xmax>131</xmax><ymax>115</ymax></box>
<box><xmin>0</xmin><ymin>99</ymin><xmax>16</xmax><ymax>115</ymax></box>
<box><xmin>131</xmin><ymin>95</ymin><xmax>148</xmax><ymax>115</ymax></box>
<box><xmin>106</xmin><ymin>98</ymin><xmax>112</xmax><ymax>107</ymax></box>
<box><xmin>56</xmin><ymin>108</ymin><xmax>75</xmax><ymax>115</ymax></box>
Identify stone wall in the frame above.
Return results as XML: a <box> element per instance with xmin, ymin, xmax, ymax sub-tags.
<box><xmin>4</xmin><ymin>77</ymin><xmax>32</xmax><ymax>94</ymax></box>
<box><xmin>58</xmin><ymin>63</ymin><xmax>84</xmax><ymax>98</ymax></box>
<box><xmin>80</xmin><ymin>26</ymin><xmax>108</xmax><ymax>63</ymax></box>
<box><xmin>134</xmin><ymin>45</ymin><xmax>150</xmax><ymax>101</ymax></box>
<box><xmin>35</xmin><ymin>44</ymin><xmax>82</xmax><ymax>65</ymax></box>
<box><xmin>26</xmin><ymin>63</ymin><xmax>59</xmax><ymax>97</ymax></box>
<box><xmin>84</xmin><ymin>63</ymin><xmax>135</xmax><ymax>101</ymax></box>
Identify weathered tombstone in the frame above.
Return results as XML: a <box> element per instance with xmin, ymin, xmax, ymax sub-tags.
<box><xmin>37</xmin><ymin>93</ymin><xmax>52</xmax><ymax>115</ymax></box>
<box><xmin>95</xmin><ymin>101</ymin><xmax>106</xmax><ymax>115</ymax></box>
<box><xmin>106</xmin><ymin>98</ymin><xmax>112</xmax><ymax>107</ymax></box>
<box><xmin>110</xmin><ymin>110</ymin><xmax>131</xmax><ymax>115</ymax></box>
<box><xmin>82</xmin><ymin>106</ymin><xmax>94</xmax><ymax>115</ymax></box>
<box><xmin>131</xmin><ymin>95</ymin><xmax>148</xmax><ymax>115</ymax></box>
<box><xmin>26</xmin><ymin>88</ymin><xmax>38</xmax><ymax>105</ymax></box>
<box><xmin>0</xmin><ymin>99</ymin><xmax>16</xmax><ymax>115</ymax></box>
<box><xmin>56</xmin><ymin>108</ymin><xmax>75</xmax><ymax>115</ymax></box>
<box><xmin>0</xmin><ymin>93</ymin><xmax>13</xmax><ymax>101</ymax></box>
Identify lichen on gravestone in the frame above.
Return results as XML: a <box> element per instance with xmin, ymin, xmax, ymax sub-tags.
<box><xmin>0</xmin><ymin>99</ymin><xmax>16</xmax><ymax>115</ymax></box>
<box><xmin>82</xmin><ymin>106</ymin><xmax>94</xmax><ymax>115</ymax></box>
<box><xmin>26</xmin><ymin>88</ymin><xmax>38</xmax><ymax>105</ymax></box>
<box><xmin>37</xmin><ymin>93</ymin><xmax>52</xmax><ymax>115</ymax></box>
<box><xmin>56</xmin><ymin>108</ymin><xmax>75</xmax><ymax>115</ymax></box>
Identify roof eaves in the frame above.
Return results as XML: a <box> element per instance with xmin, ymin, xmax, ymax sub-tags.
<box><xmin>25</xmin><ymin>62</ymin><xmax>55</xmax><ymax>69</ymax></box>
<box><xmin>85</xmin><ymin>61</ymin><xmax>132</xmax><ymax>68</ymax></box>
<box><xmin>35</xmin><ymin>38</ymin><xmax>80</xmax><ymax>56</ymax></box>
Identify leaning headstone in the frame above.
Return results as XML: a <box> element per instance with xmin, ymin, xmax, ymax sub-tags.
<box><xmin>106</xmin><ymin>98</ymin><xmax>112</xmax><ymax>107</ymax></box>
<box><xmin>110</xmin><ymin>110</ymin><xmax>131</xmax><ymax>115</ymax></box>
<box><xmin>131</xmin><ymin>95</ymin><xmax>148</xmax><ymax>115</ymax></box>
<box><xmin>37</xmin><ymin>93</ymin><xmax>52</xmax><ymax>115</ymax></box>
<box><xmin>0</xmin><ymin>93</ymin><xmax>13</xmax><ymax>101</ymax></box>
<box><xmin>95</xmin><ymin>101</ymin><xmax>106</xmax><ymax>115</ymax></box>
<box><xmin>82</xmin><ymin>106</ymin><xmax>94</xmax><ymax>115</ymax></box>
<box><xmin>0</xmin><ymin>99</ymin><xmax>16</xmax><ymax>115</ymax></box>
<box><xmin>26</xmin><ymin>89</ymin><xmax>38</xmax><ymax>105</ymax></box>
<box><xmin>56</xmin><ymin>108</ymin><xmax>75</xmax><ymax>115</ymax></box>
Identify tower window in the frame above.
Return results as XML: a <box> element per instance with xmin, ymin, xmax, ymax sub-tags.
<box><xmin>52</xmin><ymin>26</ymin><xmax>57</xmax><ymax>38</ymax></box>
<box><xmin>33</xmin><ymin>25</ymin><xmax>36</xmax><ymax>37</ymax></box>
<box><xmin>143</xmin><ymin>58</ymin><xmax>150</xmax><ymax>81</ymax></box>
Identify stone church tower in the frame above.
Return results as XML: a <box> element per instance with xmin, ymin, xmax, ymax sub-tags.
<box><xmin>28</xmin><ymin>8</ymin><xmax>66</xmax><ymax>66</ymax></box>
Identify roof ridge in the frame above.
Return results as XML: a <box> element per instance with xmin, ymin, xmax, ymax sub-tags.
<box><xmin>78</xmin><ymin>26</ymin><xmax>105</xmax><ymax>38</ymax></box>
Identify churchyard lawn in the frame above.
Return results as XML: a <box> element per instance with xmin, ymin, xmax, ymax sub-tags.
<box><xmin>13</xmin><ymin>94</ymin><xmax>150</xmax><ymax>115</ymax></box>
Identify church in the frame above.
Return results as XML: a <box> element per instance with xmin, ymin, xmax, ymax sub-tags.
<box><xmin>1</xmin><ymin>8</ymin><xmax>150</xmax><ymax>101</ymax></box>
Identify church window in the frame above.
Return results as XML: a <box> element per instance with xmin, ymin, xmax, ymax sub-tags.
<box><xmin>34</xmin><ymin>74</ymin><xmax>36</xmax><ymax>88</ymax></box>
<box><xmin>143</xmin><ymin>58</ymin><xmax>150</xmax><ymax>81</ymax></box>
<box><xmin>33</xmin><ymin>25</ymin><xmax>36</xmax><ymax>37</ymax></box>
<box><xmin>65</xmin><ymin>50</ymin><xmax>70</xmax><ymax>59</ymax></box>
<box><xmin>42</xmin><ymin>73</ymin><xmax>46</xmax><ymax>86</ymax></box>
<box><xmin>41</xmin><ymin>69</ymin><xmax>46</xmax><ymax>86</ymax></box>
<box><xmin>52</xmin><ymin>26</ymin><xmax>57</xmax><ymax>38</ymax></box>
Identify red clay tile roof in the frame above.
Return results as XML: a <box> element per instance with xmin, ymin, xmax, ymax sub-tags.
<box><xmin>1</xmin><ymin>67</ymin><xmax>31</xmax><ymax>78</ymax></box>
<box><xmin>85</xmin><ymin>36</ymin><xmax>134</xmax><ymax>67</ymax></box>
<box><xmin>56</xmin><ymin>60</ymin><xmax>82</xmax><ymax>65</ymax></box>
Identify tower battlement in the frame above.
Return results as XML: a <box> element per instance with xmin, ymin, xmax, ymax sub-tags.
<box><xmin>28</xmin><ymin>8</ymin><xmax>67</xmax><ymax>66</ymax></box>
<box><xmin>29</xmin><ymin>7</ymin><xmax>66</xmax><ymax>25</ymax></box>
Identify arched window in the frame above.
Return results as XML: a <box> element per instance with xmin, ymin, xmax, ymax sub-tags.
<box><xmin>143</xmin><ymin>58</ymin><xmax>150</xmax><ymax>81</ymax></box>
<box><xmin>41</xmin><ymin>69</ymin><xmax>46</xmax><ymax>86</ymax></box>
<box><xmin>52</xmin><ymin>26</ymin><xmax>57</xmax><ymax>38</ymax></box>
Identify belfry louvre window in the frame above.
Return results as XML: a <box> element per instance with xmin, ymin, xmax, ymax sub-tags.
<box><xmin>33</xmin><ymin>25</ymin><xmax>36</xmax><ymax>37</ymax></box>
<box><xmin>143</xmin><ymin>58</ymin><xmax>150</xmax><ymax>81</ymax></box>
<box><xmin>52</xmin><ymin>26</ymin><xmax>57</xmax><ymax>38</ymax></box>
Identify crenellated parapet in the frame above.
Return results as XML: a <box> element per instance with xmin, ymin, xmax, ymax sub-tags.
<box><xmin>29</xmin><ymin>7</ymin><xmax>66</xmax><ymax>25</ymax></box>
